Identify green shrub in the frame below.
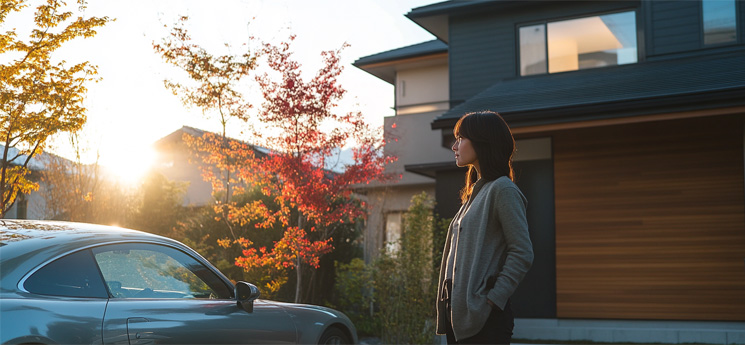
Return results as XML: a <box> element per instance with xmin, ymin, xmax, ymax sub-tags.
<box><xmin>333</xmin><ymin>258</ymin><xmax>378</xmax><ymax>336</ymax></box>
<box><xmin>374</xmin><ymin>192</ymin><xmax>439</xmax><ymax>344</ymax></box>
<box><xmin>334</xmin><ymin>192</ymin><xmax>450</xmax><ymax>343</ymax></box>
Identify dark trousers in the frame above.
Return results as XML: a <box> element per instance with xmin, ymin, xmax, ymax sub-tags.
<box><xmin>443</xmin><ymin>280</ymin><xmax>514</xmax><ymax>345</ymax></box>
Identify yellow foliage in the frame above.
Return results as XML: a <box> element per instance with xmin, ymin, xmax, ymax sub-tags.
<box><xmin>217</xmin><ymin>238</ymin><xmax>233</xmax><ymax>248</ymax></box>
<box><xmin>1</xmin><ymin>0</ymin><xmax>111</xmax><ymax>216</ymax></box>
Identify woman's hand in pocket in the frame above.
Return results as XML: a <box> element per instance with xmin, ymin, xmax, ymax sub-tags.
<box><xmin>487</xmin><ymin>299</ymin><xmax>501</xmax><ymax>311</ymax></box>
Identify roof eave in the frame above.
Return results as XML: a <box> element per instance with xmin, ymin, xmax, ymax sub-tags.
<box><xmin>405</xmin><ymin>14</ymin><xmax>449</xmax><ymax>43</ymax></box>
<box><xmin>404</xmin><ymin>161</ymin><xmax>458</xmax><ymax>178</ymax></box>
<box><xmin>405</xmin><ymin>0</ymin><xmax>528</xmax><ymax>43</ymax></box>
<box><xmin>431</xmin><ymin>88</ymin><xmax>745</xmax><ymax>130</ymax></box>
<box><xmin>353</xmin><ymin>40</ymin><xmax>448</xmax><ymax>85</ymax></box>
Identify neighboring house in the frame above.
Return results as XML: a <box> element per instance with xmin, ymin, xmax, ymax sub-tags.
<box><xmin>1</xmin><ymin>146</ymin><xmax>65</xmax><ymax>220</ymax></box>
<box><xmin>152</xmin><ymin>126</ymin><xmax>269</xmax><ymax>207</ymax></box>
<box><xmin>152</xmin><ymin>126</ymin><xmax>215</xmax><ymax>207</ymax></box>
<box><xmin>357</xmin><ymin>0</ymin><xmax>745</xmax><ymax>343</ymax></box>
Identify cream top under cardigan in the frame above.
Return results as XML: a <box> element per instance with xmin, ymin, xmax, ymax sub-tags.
<box><xmin>436</xmin><ymin>176</ymin><xmax>534</xmax><ymax>341</ymax></box>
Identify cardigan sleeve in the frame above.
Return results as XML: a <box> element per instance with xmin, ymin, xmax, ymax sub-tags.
<box><xmin>487</xmin><ymin>186</ymin><xmax>534</xmax><ymax>309</ymax></box>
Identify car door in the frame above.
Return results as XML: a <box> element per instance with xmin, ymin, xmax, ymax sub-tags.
<box><xmin>8</xmin><ymin>249</ymin><xmax>110</xmax><ymax>345</ymax></box>
<box><xmin>96</xmin><ymin>243</ymin><xmax>296</xmax><ymax>345</ymax></box>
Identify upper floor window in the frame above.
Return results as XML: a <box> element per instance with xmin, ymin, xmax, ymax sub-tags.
<box><xmin>702</xmin><ymin>0</ymin><xmax>737</xmax><ymax>45</ymax></box>
<box><xmin>519</xmin><ymin>11</ymin><xmax>638</xmax><ymax>76</ymax></box>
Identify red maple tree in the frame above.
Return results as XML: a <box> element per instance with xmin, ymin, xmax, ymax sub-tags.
<box><xmin>156</xmin><ymin>19</ymin><xmax>396</xmax><ymax>301</ymax></box>
<box><xmin>230</xmin><ymin>36</ymin><xmax>396</xmax><ymax>302</ymax></box>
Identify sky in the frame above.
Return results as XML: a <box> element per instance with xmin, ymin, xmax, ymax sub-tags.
<box><xmin>5</xmin><ymin>0</ymin><xmax>437</xmax><ymax>183</ymax></box>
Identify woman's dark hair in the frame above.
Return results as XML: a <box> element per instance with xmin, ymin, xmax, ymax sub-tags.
<box><xmin>453</xmin><ymin>111</ymin><xmax>515</xmax><ymax>204</ymax></box>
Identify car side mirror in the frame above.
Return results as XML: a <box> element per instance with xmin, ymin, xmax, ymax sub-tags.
<box><xmin>235</xmin><ymin>281</ymin><xmax>261</xmax><ymax>313</ymax></box>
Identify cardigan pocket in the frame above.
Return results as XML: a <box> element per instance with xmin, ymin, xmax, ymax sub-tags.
<box><xmin>486</xmin><ymin>274</ymin><xmax>497</xmax><ymax>290</ymax></box>
<box><xmin>475</xmin><ymin>274</ymin><xmax>497</xmax><ymax>297</ymax></box>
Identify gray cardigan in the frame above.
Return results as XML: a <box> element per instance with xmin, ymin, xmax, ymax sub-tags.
<box><xmin>436</xmin><ymin>176</ymin><xmax>534</xmax><ymax>340</ymax></box>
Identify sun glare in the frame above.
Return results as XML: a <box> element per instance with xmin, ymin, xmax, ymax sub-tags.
<box><xmin>102</xmin><ymin>145</ymin><xmax>157</xmax><ymax>186</ymax></box>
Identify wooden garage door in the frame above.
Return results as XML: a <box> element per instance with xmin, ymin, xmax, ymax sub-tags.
<box><xmin>554</xmin><ymin>114</ymin><xmax>745</xmax><ymax>321</ymax></box>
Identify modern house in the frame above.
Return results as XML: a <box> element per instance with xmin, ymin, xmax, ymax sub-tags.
<box><xmin>355</xmin><ymin>0</ymin><xmax>745</xmax><ymax>343</ymax></box>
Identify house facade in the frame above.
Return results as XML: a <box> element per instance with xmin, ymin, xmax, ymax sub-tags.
<box><xmin>357</xmin><ymin>0</ymin><xmax>745</xmax><ymax>343</ymax></box>
<box><xmin>1</xmin><ymin>146</ymin><xmax>60</xmax><ymax>220</ymax></box>
<box><xmin>152</xmin><ymin>126</ymin><xmax>216</xmax><ymax>207</ymax></box>
<box><xmin>353</xmin><ymin>40</ymin><xmax>454</xmax><ymax>260</ymax></box>
<box><xmin>152</xmin><ymin>126</ymin><xmax>269</xmax><ymax>208</ymax></box>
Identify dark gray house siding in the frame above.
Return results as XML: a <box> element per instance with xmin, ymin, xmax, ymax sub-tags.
<box><xmin>448</xmin><ymin>11</ymin><xmax>513</xmax><ymax>104</ymax></box>
<box><xmin>646</xmin><ymin>0</ymin><xmax>702</xmax><ymax>55</ymax></box>
<box><xmin>742</xmin><ymin>0</ymin><xmax>745</xmax><ymax>39</ymax></box>
<box><xmin>447</xmin><ymin>1</ymin><xmax>641</xmax><ymax>105</ymax></box>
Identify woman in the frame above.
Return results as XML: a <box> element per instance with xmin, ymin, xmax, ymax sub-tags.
<box><xmin>436</xmin><ymin>111</ymin><xmax>534</xmax><ymax>344</ymax></box>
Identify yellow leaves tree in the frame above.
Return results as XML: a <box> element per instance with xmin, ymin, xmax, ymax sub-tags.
<box><xmin>0</xmin><ymin>0</ymin><xmax>110</xmax><ymax>216</ymax></box>
<box><xmin>153</xmin><ymin>16</ymin><xmax>257</xmax><ymax>238</ymax></box>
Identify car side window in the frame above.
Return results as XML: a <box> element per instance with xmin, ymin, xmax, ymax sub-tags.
<box><xmin>24</xmin><ymin>249</ymin><xmax>109</xmax><ymax>298</ymax></box>
<box><xmin>92</xmin><ymin>243</ymin><xmax>231</xmax><ymax>299</ymax></box>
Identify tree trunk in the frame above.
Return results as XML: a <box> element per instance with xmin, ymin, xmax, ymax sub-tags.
<box><xmin>304</xmin><ymin>266</ymin><xmax>317</xmax><ymax>303</ymax></box>
<box><xmin>295</xmin><ymin>256</ymin><xmax>302</xmax><ymax>303</ymax></box>
<box><xmin>220</xmin><ymin>131</ymin><xmax>236</xmax><ymax>240</ymax></box>
<box><xmin>295</xmin><ymin>212</ymin><xmax>304</xmax><ymax>303</ymax></box>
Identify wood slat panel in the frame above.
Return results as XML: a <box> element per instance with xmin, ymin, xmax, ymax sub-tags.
<box><xmin>554</xmin><ymin>115</ymin><xmax>745</xmax><ymax>321</ymax></box>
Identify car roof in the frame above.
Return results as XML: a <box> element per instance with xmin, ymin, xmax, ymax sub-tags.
<box><xmin>1</xmin><ymin>219</ymin><xmax>173</xmax><ymax>252</ymax></box>
<box><xmin>0</xmin><ymin>220</ymin><xmax>185</xmax><ymax>291</ymax></box>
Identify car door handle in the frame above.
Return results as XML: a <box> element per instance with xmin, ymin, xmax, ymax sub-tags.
<box><xmin>126</xmin><ymin>317</ymin><xmax>151</xmax><ymax>345</ymax></box>
<box><xmin>127</xmin><ymin>317</ymin><xmax>176</xmax><ymax>344</ymax></box>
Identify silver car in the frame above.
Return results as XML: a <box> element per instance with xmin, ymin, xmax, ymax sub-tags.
<box><xmin>0</xmin><ymin>220</ymin><xmax>357</xmax><ymax>345</ymax></box>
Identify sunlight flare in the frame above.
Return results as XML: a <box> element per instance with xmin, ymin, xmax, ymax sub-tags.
<box><xmin>101</xmin><ymin>144</ymin><xmax>157</xmax><ymax>186</ymax></box>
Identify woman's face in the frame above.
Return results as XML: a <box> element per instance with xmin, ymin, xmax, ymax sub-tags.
<box><xmin>452</xmin><ymin>136</ymin><xmax>479</xmax><ymax>168</ymax></box>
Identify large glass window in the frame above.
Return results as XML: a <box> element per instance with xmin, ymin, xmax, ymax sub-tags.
<box><xmin>519</xmin><ymin>25</ymin><xmax>547</xmax><ymax>75</ymax></box>
<box><xmin>703</xmin><ymin>0</ymin><xmax>737</xmax><ymax>45</ymax></box>
<box><xmin>519</xmin><ymin>11</ymin><xmax>638</xmax><ymax>76</ymax></box>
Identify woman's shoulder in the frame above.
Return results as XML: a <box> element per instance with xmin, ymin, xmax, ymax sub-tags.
<box><xmin>484</xmin><ymin>176</ymin><xmax>519</xmax><ymax>191</ymax></box>
<box><xmin>483</xmin><ymin>176</ymin><xmax>527</xmax><ymax>202</ymax></box>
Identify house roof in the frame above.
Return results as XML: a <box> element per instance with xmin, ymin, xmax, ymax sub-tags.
<box><xmin>433</xmin><ymin>51</ymin><xmax>745</xmax><ymax>129</ymax></box>
<box><xmin>406</xmin><ymin>0</ymin><xmax>528</xmax><ymax>42</ymax></box>
<box><xmin>155</xmin><ymin>126</ymin><xmax>354</xmax><ymax>173</ymax></box>
<box><xmin>353</xmin><ymin>40</ymin><xmax>447</xmax><ymax>66</ymax></box>
<box><xmin>1</xmin><ymin>145</ymin><xmax>71</xmax><ymax>172</ymax></box>
<box><xmin>352</xmin><ymin>40</ymin><xmax>448</xmax><ymax>84</ymax></box>
<box><xmin>154</xmin><ymin>126</ymin><xmax>271</xmax><ymax>156</ymax></box>
<box><xmin>407</xmin><ymin>0</ymin><xmax>515</xmax><ymax>17</ymax></box>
